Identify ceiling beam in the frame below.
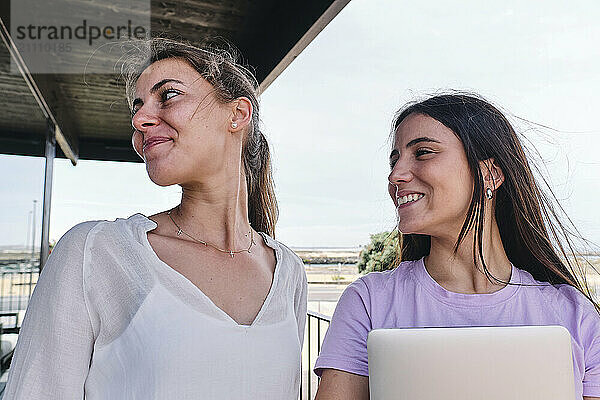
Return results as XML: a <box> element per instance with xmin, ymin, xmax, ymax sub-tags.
<box><xmin>0</xmin><ymin>14</ymin><xmax>79</xmax><ymax>165</ymax></box>
<box><xmin>74</xmin><ymin>137</ymin><xmax>140</xmax><ymax>163</ymax></box>
<box><xmin>0</xmin><ymin>131</ymin><xmax>139</xmax><ymax>163</ymax></box>
<box><xmin>236</xmin><ymin>0</ymin><xmax>351</xmax><ymax>93</ymax></box>
<box><xmin>0</xmin><ymin>130</ymin><xmax>45</xmax><ymax>157</ymax></box>
<box><xmin>31</xmin><ymin>73</ymin><xmax>80</xmax><ymax>162</ymax></box>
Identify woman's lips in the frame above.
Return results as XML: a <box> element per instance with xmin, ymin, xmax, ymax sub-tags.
<box><xmin>143</xmin><ymin>137</ymin><xmax>173</xmax><ymax>152</ymax></box>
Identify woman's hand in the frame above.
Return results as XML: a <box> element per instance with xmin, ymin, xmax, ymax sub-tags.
<box><xmin>315</xmin><ymin>369</ymin><xmax>369</xmax><ymax>400</ymax></box>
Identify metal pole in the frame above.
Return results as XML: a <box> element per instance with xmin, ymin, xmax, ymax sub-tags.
<box><xmin>40</xmin><ymin>119</ymin><xmax>56</xmax><ymax>272</ymax></box>
<box><xmin>26</xmin><ymin>211</ymin><xmax>31</xmax><ymax>254</ymax></box>
<box><xmin>0</xmin><ymin>16</ymin><xmax>78</xmax><ymax>164</ymax></box>
<box><xmin>317</xmin><ymin>320</ymin><xmax>321</xmax><ymax>386</ymax></box>
<box><xmin>1</xmin><ymin>272</ymin><xmax>4</xmax><ymax>311</ymax></box>
<box><xmin>307</xmin><ymin>316</ymin><xmax>311</xmax><ymax>400</ymax></box>
<box><xmin>30</xmin><ymin>200</ymin><xmax>36</xmax><ymax>264</ymax></box>
<box><xmin>9</xmin><ymin>273</ymin><xmax>14</xmax><ymax>310</ymax></box>
<box><xmin>27</xmin><ymin>267</ymin><xmax>33</xmax><ymax>305</ymax></box>
<box><xmin>17</xmin><ymin>272</ymin><xmax>22</xmax><ymax>310</ymax></box>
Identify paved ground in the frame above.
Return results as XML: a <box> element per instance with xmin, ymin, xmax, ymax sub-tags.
<box><xmin>307</xmin><ymin>283</ymin><xmax>351</xmax><ymax>317</ymax></box>
<box><xmin>307</xmin><ymin>284</ymin><xmax>347</xmax><ymax>303</ymax></box>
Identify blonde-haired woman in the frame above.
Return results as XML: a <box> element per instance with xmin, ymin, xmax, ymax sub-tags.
<box><xmin>4</xmin><ymin>39</ymin><xmax>307</xmax><ymax>400</ymax></box>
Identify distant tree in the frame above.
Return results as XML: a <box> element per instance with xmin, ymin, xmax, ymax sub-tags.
<box><xmin>357</xmin><ymin>231</ymin><xmax>399</xmax><ymax>273</ymax></box>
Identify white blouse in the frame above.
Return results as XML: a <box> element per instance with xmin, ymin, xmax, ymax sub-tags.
<box><xmin>3</xmin><ymin>214</ymin><xmax>307</xmax><ymax>399</ymax></box>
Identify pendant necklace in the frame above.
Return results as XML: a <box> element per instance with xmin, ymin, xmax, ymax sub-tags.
<box><xmin>167</xmin><ymin>209</ymin><xmax>255</xmax><ymax>258</ymax></box>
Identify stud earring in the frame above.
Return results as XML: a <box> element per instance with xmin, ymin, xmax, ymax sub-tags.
<box><xmin>231</xmin><ymin>122</ymin><xmax>238</xmax><ymax>129</ymax></box>
<box><xmin>486</xmin><ymin>187</ymin><xmax>493</xmax><ymax>199</ymax></box>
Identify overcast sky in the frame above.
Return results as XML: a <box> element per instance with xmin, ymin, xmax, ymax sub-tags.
<box><xmin>1</xmin><ymin>0</ymin><xmax>599</xmax><ymax>249</ymax></box>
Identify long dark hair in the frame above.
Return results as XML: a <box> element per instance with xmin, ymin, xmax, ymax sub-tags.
<box><xmin>123</xmin><ymin>38</ymin><xmax>278</xmax><ymax>236</ymax></box>
<box><xmin>392</xmin><ymin>93</ymin><xmax>598</xmax><ymax>309</ymax></box>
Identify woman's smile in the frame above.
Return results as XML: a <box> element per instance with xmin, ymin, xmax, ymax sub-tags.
<box><xmin>396</xmin><ymin>193</ymin><xmax>425</xmax><ymax>209</ymax></box>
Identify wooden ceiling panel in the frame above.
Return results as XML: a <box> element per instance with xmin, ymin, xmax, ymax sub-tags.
<box><xmin>153</xmin><ymin>0</ymin><xmax>248</xmax><ymax>30</ymax></box>
<box><xmin>0</xmin><ymin>0</ymin><xmax>350</xmax><ymax>161</ymax></box>
<box><xmin>0</xmin><ymin>43</ymin><xmax>47</xmax><ymax>139</ymax></box>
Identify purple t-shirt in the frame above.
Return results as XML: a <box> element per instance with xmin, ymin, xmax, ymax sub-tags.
<box><xmin>314</xmin><ymin>258</ymin><xmax>600</xmax><ymax>398</ymax></box>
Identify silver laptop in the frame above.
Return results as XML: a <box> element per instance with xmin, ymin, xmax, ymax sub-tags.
<box><xmin>367</xmin><ymin>326</ymin><xmax>575</xmax><ymax>400</ymax></box>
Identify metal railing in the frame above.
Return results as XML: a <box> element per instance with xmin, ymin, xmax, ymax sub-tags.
<box><xmin>302</xmin><ymin>310</ymin><xmax>331</xmax><ymax>400</ymax></box>
<box><xmin>0</xmin><ymin>269</ymin><xmax>38</xmax><ymax>314</ymax></box>
<box><xmin>0</xmin><ymin>268</ymin><xmax>36</xmax><ymax>390</ymax></box>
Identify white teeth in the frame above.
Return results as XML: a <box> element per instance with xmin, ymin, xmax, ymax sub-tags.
<box><xmin>397</xmin><ymin>193</ymin><xmax>423</xmax><ymax>205</ymax></box>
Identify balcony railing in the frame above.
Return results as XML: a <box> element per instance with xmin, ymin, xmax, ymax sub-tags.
<box><xmin>0</xmin><ymin>269</ymin><xmax>38</xmax><ymax>313</ymax></box>
<box><xmin>0</xmin><ymin>268</ymin><xmax>35</xmax><ymax>396</ymax></box>
<box><xmin>302</xmin><ymin>310</ymin><xmax>331</xmax><ymax>400</ymax></box>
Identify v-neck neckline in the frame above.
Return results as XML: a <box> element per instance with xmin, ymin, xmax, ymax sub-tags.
<box><xmin>134</xmin><ymin>213</ymin><xmax>282</xmax><ymax>328</ymax></box>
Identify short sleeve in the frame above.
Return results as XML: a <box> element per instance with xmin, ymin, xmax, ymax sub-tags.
<box><xmin>580</xmin><ymin>300</ymin><xmax>600</xmax><ymax>398</ymax></box>
<box><xmin>3</xmin><ymin>222</ymin><xmax>99</xmax><ymax>400</ymax></box>
<box><xmin>314</xmin><ymin>278</ymin><xmax>372</xmax><ymax>377</ymax></box>
<box><xmin>294</xmin><ymin>264</ymin><xmax>308</xmax><ymax>349</ymax></box>
<box><xmin>584</xmin><ymin>335</ymin><xmax>600</xmax><ymax>397</ymax></box>
<box><xmin>555</xmin><ymin>285</ymin><xmax>600</xmax><ymax>397</ymax></box>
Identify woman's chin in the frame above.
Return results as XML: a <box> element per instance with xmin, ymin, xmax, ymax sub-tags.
<box><xmin>397</xmin><ymin>221</ymin><xmax>426</xmax><ymax>236</ymax></box>
<box><xmin>146</xmin><ymin>167</ymin><xmax>180</xmax><ymax>187</ymax></box>
<box><xmin>150</xmin><ymin>178</ymin><xmax>178</xmax><ymax>187</ymax></box>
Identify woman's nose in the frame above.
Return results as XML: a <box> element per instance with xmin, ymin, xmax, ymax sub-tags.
<box><xmin>388</xmin><ymin>160</ymin><xmax>413</xmax><ymax>185</ymax></box>
<box><xmin>131</xmin><ymin>105</ymin><xmax>160</xmax><ymax>133</ymax></box>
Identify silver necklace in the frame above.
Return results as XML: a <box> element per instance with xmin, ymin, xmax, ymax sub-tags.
<box><xmin>167</xmin><ymin>209</ymin><xmax>255</xmax><ymax>258</ymax></box>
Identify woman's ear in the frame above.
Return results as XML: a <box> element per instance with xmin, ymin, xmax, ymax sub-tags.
<box><xmin>480</xmin><ymin>158</ymin><xmax>504</xmax><ymax>190</ymax></box>
<box><xmin>229</xmin><ymin>97</ymin><xmax>252</xmax><ymax>133</ymax></box>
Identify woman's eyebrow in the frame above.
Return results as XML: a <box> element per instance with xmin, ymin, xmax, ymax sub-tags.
<box><xmin>389</xmin><ymin>137</ymin><xmax>441</xmax><ymax>159</ymax></box>
<box><xmin>132</xmin><ymin>79</ymin><xmax>185</xmax><ymax>109</ymax></box>
<box><xmin>405</xmin><ymin>137</ymin><xmax>441</xmax><ymax>148</ymax></box>
<box><xmin>149</xmin><ymin>78</ymin><xmax>185</xmax><ymax>94</ymax></box>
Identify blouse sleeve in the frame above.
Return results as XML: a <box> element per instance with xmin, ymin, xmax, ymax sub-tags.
<box><xmin>313</xmin><ymin>278</ymin><xmax>372</xmax><ymax>377</ymax></box>
<box><xmin>3</xmin><ymin>221</ymin><xmax>99</xmax><ymax>400</ymax></box>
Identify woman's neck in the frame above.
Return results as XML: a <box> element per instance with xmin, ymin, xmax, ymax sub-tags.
<box><xmin>424</xmin><ymin>216</ymin><xmax>512</xmax><ymax>294</ymax></box>
<box><xmin>174</xmin><ymin>171</ymin><xmax>251</xmax><ymax>250</ymax></box>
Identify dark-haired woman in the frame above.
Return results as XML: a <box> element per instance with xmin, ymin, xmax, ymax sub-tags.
<box><xmin>3</xmin><ymin>39</ymin><xmax>307</xmax><ymax>399</ymax></box>
<box><xmin>314</xmin><ymin>94</ymin><xmax>600</xmax><ymax>400</ymax></box>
